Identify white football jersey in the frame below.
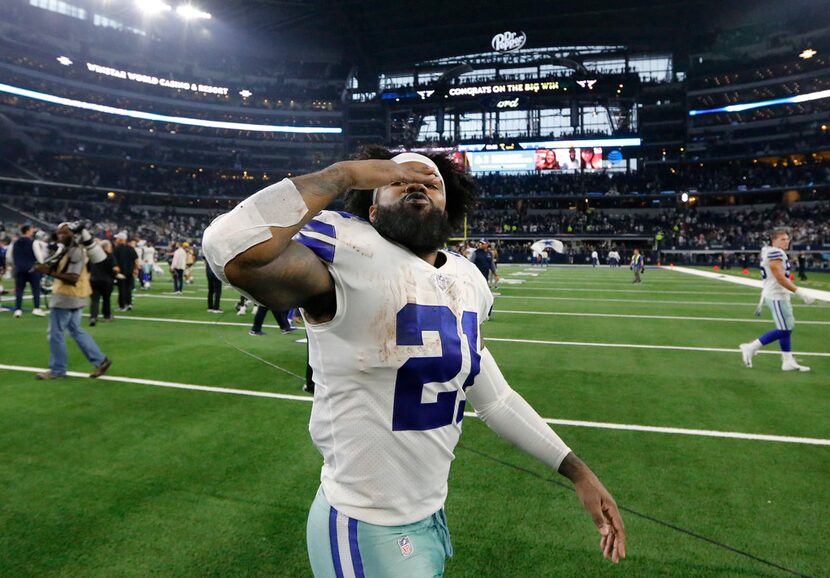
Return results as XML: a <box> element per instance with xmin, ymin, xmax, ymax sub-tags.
<box><xmin>295</xmin><ymin>211</ymin><xmax>494</xmax><ymax>526</ymax></box>
<box><xmin>760</xmin><ymin>245</ymin><xmax>791</xmax><ymax>300</ymax></box>
<box><xmin>143</xmin><ymin>246</ymin><xmax>156</xmax><ymax>265</ymax></box>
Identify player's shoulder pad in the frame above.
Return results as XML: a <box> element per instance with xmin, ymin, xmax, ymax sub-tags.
<box><xmin>294</xmin><ymin>210</ymin><xmax>372</xmax><ymax>264</ymax></box>
<box><xmin>447</xmin><ymin>249</ymin><xmax>479</xmax><ymax>270</ymax></box>
<box><xmin>447</xmin><ymin>250</ymin><xmax>494</xmax><ymax>315</ymax></box>
<box><xmin>765</xmin><ymin>248</ymin><xmax>786</xmax><ymax>260</ymax></box>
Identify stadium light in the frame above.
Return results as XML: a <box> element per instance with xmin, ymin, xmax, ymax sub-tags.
<box><xmin>136</xmin><ymin>0</ymin><xmax>172</xmax><ymax>15</ymax></box>
<box><xmin>0</xmin><ymin>82</ymin><xmax>343</xmax><ymax>134</ymax></box>
<box><xmin>56</xmin><ymin>56</ymin><xmax>73</xmax><ymax>66</ymax></box>
<box><xmin>176</xmin><ymin>4</ymin><xmax>211</xmax><ymax>20</ymax></box>
<box><xmin>799</xmin><ymin>48</ymin><xmax>817</xmax><ymax>59</ymax></box>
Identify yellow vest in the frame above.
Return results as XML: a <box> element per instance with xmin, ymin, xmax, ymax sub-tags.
<box><xmin>53</xmin><ymin>250</ymin><xmax>92</xmax><ymax>299</ymax></box>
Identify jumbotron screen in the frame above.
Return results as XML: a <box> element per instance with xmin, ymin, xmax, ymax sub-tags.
<box><xmin>465</xmin><ymin>147</ymin><xmax>625</xmax><ymax>173</ymax></box>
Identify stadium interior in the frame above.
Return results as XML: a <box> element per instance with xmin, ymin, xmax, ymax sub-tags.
<box><xmin>1</xmin><ymin>0</ymin><xmax>828</xmax><ymax>576</ymax></box>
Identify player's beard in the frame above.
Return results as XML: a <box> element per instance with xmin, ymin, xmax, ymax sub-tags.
<box><xmin>373</xmin><ymin>203</ymin><xmax>452</xmax><ymax>255</ymax></box>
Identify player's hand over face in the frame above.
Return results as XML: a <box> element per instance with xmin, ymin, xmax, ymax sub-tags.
<box><xmin>342</xmin><ymin>160</ymin><xmax>441</xmax><ymax>191</ymax></box>
<box><xmin>574</xmin><ymin>474</ymin><xmax>626</xmax><ymax>563</ymax></box>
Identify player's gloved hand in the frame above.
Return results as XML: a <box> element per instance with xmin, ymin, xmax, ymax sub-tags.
<box><xmin>340</xmin><ymin>160</ymin><xmax>441</xmax><ymax>191</ymax></box>
<box><xmin>754</xmin><ymin>304</ymin><xmax>763</xmax><ymax>317</ymax></box>
<box><xmin>115</xmin><ymin>273</ymin><xmax>127</xmax><ymax>280</ymax></box>
<box><xmin>796</xmin><ymin>288</ymin><xmax>815</xmax><ymax>305</ymax></box>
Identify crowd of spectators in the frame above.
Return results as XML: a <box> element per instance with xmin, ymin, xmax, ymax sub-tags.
<box><xmin>470</xmin><ymin>202</ymin><xmax>830</xmax><ymax>249</ymax></box>
<box><xmin>3</xmin><ymin>196</ymin><xmax>211</xmax><ymax>247</ymax></box>
<box><xmin>3</xmin><ymin>151</ymin><xmax>827</xmax><ymax>202</ymax></box>
<box><xmin>474</xmin><ymin>161</ymin><xmax>830</xmax><ymax>198</ymax></box>
<box><xmin>3</xmin><ymin>193</ymin><xmax>828</xmax><ymax>252</ymax></box>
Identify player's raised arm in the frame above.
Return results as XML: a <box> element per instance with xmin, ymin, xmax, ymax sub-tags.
<box><xmin>201</xmin><ymin>160</ymin><xmax>441</xmax><ymax>316</ymax></box>
<box><xmin>465</xmin><ymin>347</ymin><xmax>626</xmax><ymax>563</ymax></box>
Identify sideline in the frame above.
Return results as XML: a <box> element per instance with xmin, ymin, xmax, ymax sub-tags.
<box><xmin>665</xmin><ymin>266</ymin><xmax>830</xmax><ymax>302</ymax></box>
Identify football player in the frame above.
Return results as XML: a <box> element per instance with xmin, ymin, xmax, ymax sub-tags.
<box><xmin>203</xmin><ymin>146</ymin><xmax>625</xmax><ymax>576</ymax></box>
<box><xmin>630</xmin><ymin>249</ymin><xmax>644</xmax><ymax>283</ymax></box>
<box><xmin>740</xmin><ymin>228</ymin><xmax>815</xmax><ymax>371</ymax></box>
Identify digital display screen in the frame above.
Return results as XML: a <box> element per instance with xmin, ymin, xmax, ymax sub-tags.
<box><xmin>467</xmin><ymin>148</ymin><xmax>613</xmax><ymax>173</ymax></box>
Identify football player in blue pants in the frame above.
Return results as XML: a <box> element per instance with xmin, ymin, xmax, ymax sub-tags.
<box><xmin>740</xmin><ymin>229</ymin><xmax>815</xmax><ymax>371</ymax></box>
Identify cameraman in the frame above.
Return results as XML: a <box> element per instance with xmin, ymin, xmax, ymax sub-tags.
<box><xmin>33</xmin><ymin>223</ymin><xmax>112</xmax><ymax>380</ymax></box>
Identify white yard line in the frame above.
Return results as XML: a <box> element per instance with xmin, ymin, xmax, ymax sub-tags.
<box><xmin>74</xmin><ymin>310</ymin><xmax>830</xmax><ymax>329</ymax></box>
<box><xmin>494</xmin><ymin>295</ymin><xmax>815</xmax><ymax>307</ymax></box>
<box><xmin>81</xmin><ymin>313</ymin><xmax>306</xmax><ymax>331</ymax></box>
<box><xmin>1</xmin><ymin>363</ymin><xmax>827</xmax><ymax>446</ymax></box>
<box><xmin>665</xmin><ymin>266</ymin><xmax>830</xmax><ymax>302</ymax></box>
<box><xmin>519</xmin><ymin>280</ymin><xmax>756</xmax><ymax>288</ymax></box>
<box><xmin>492</xmin><ymin>309</ymin><xmax>830</xmax><ymax>325</ymax></box>
<box><xmin>17</xmin><ymin>309</ymin><xmax>825</xmax><ymax>354</ymax></box>
<box><xmin>127</xmin><ymin>291</ymin><xmax>824</xmax><ymax>309</ymax></box>
<box><xmin>134</xmin><ymin>294</ymin><xmax>242</xmax><ymax>303</ymax></box>
<box><xmin>499</xmin><ymin>287</ymin><xmax>755</xmax><ymax>295</ymax></box>
<box><xmin>485</xmin><ymin>337</ymin><xmax>830</xmax><ymax>357</ymax></box>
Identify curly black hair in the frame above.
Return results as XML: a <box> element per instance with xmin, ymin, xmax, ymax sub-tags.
<box><xmin>343</xmin><ymin>145</ymin><xmax>477</xmax><ymax>230</ymax></box>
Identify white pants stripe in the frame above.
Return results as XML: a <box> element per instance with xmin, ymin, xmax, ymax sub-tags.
<box><xmin>335</xmin><ymin>513</ymin><xmax>357</xmax><ymax>578</ymax></box>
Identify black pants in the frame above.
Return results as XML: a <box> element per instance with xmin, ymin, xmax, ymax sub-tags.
<box><xmin>206</xmin><ymin>266</ymin><xmax>222</xmax><ymax>309</ymax></box>
<box><xmin>116</xmin><ymin>277</ymin><xmax>133</xmax><ymax>308</ymax></box>
<box><xmin>251</xmin><ymin>306</ymin><xmax>291</xmax><ymax>332</ymax></box>
<box><xmin>15</xmin><ymin>270</ymin><xmax>41</xmax><ymax>310</ymax></box>
<box><xmin>90</xmin><ymin>279</ymin><xmax>113</xmax><ymax>320</ymax></box>
<box><xmin>172</xmin><ymin>269</ymin><xmax>184</xmax><ymax>292</ymax></box>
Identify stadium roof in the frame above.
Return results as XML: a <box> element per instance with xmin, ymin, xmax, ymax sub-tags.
<box><xmin>203</xmin><ymin>0</ymin><xmax>717</xmax><ymax>68</ymax></box>
<box><xmin>201</xmin><ymin>0</ymin><xmax>825</xmax><ymax>70</ymax></box>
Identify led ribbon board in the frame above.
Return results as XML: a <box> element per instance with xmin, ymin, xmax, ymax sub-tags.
<box><xmin>458</xmin><ymin>137</ymin><xmax>641</xmax><ymax>151</ymax></box>
<box><xmin>689</xmin><ymin>89</ymin><xmax>830</xmax><ymax>116</ymax></box>
<box><xmin>0</xmin><ymin>82</ymin><xmax>343</xmax><ymax>134</ymax></box>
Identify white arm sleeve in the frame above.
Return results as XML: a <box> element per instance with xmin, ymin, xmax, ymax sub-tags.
<box><xmin>33</xmin><ymin>240</ymin><xmax>47</xmax><ymax>263</ymax></box>
<box><xmin>202</xmin><ymin>178</ymin><xmax>308</xmax><ymax>284</ymax></box>
<box><xmin>466</xmin><ymin>348</ymin><xmax>571</xmax><ymax>471</ymax></box>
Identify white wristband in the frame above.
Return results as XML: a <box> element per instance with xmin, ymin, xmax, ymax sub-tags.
<box><xmin>202</xmin><ymin>178</ymin><xmax>308</xmax><ymax>283</ymax></box>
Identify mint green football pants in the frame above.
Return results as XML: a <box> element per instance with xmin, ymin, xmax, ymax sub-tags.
<box><xmin>306</xmin><ymin>486</ymin><xmax>453</xmax><ymax>578</ymax></box>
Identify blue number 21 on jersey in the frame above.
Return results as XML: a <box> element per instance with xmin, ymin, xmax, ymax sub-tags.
<box><xmin>392</xmin><ymin>304</ymin><xmax>481</xmax><ymax>431</ymax></box>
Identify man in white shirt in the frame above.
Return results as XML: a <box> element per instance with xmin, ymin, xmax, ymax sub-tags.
<box><xmin>740</xmin><ymin>229</ymin><xmax>815</xmax><ymax>371</ymax></box>
<box><xmin>170</xmin><ymin>242</ymin><xmax>187</xmax><ymax>294</ymax></box>
<box><xmin>608</xmin><ymin>249</ymin><xmax>621</xmax><ymax>267</ymax></box>
<box><xmin>591</xmin><ymin>249</ymin><xmax>599</xmax><ymax>267</ymax></box>
<box><xmin>203</xmin><ymin>147</ymin><xmax>625</xmax><ymax>577</ymax></box>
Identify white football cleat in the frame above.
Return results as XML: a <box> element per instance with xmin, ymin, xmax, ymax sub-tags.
<box><xmin>32</xmin><ymin>308</ymin><xmax>47</xmax><ymax>317</ymax></box>
<box><xmin>782</xmin><ymin>360</ymin><xmax>811</xmax><ymax>372</ymax></box>
<box><xmin>14</xmin><ymin>309</ymin><xmax>22</xmax><ymax>318</ymax></box>
<box><xmin>739</xmin><ymin>343</ymin><xmax>755</xmax><ymax>368</ymax></box>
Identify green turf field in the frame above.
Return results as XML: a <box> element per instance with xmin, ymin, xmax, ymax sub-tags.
<box><xmin>1</xmin><ymin>264</ymin><xmax>828</xmax><ymax>577</ymax></box>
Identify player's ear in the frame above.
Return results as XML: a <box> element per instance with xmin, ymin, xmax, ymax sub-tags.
<box><xmin>369</xmin><ymin>204</ymin><xmax>377</xmax><ymax>223</ymax></box>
